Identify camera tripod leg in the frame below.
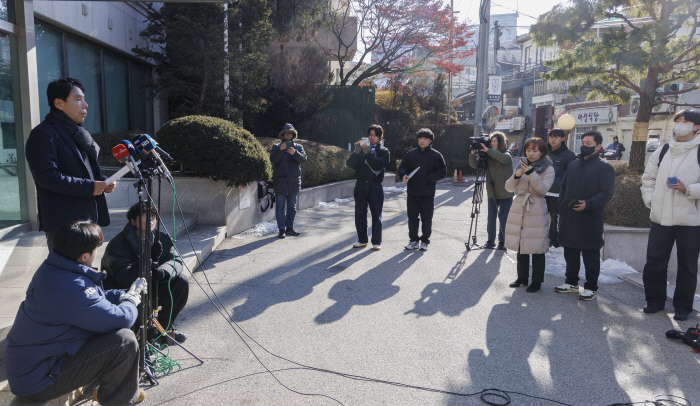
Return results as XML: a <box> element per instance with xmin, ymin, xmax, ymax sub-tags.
<box><xmin>151</xmin><ymin>318</ymin><xmax>204</xmax><ymax>364</ymax></box>
<box><xmin>142</xmin><ymin>362</ymin><xmax>159</xmax><ymax>385</ymax></box>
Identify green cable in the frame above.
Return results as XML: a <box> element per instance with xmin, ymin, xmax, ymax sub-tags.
<box><xmin>153</xmin><ymin>180</ymin><xmax>177</xmax><ymax>342</ymax></box>
<box><xmin>145</xmin><ymin>342</ymin><xmax>181</xmax><ymax>374</ymax></box>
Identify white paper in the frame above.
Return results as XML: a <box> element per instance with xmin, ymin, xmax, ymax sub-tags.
<box><xmin>105</xmin><ymin>165</ymin><xmax>132</xmax><ymax>184</ymax></box>
<box><xmin>408</xmin><ymin>167</ymin><xmax>420</xmax><ymax>179</ymax></box>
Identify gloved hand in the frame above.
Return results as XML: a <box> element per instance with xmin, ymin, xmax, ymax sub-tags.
<box><xmin>151</xmin><ymin>263</ymin><xmax>169</xmax><ymax>281</ymax></box>
<box><xmin>120</xmin><ymin>277</ymin><xmax>147</xmax><ymax>306</ymax></box>
<box><xmin>151</xmin><ymin>241</ymin><xmax>163</xmax><ymax>262</ymax></box>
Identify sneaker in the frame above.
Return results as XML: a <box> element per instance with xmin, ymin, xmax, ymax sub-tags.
<box><xmin>278</xmin><ymin>229</ymin><xmax>285</xmax><ymax>238</ymax></box>
<box><xmin>673</xmin><ymin>313</ymin><xmax>690</xmax><ymax>321</ymax></box>
<box><xmin>352</xmin><ymin>241</ymin><xmax>368</xmax><ymax>248</ymax></box>
<box><xmin>579</xmin><ymin>289</ymin><xmax>597</xmax><ymax>301</ymax></box>
<box><xmin>496</xmin><ymin>241</ymin><xmax>506</xmax><ymax>250</ymax></box>
<box><xmin>419</xmin><ymin>242</ymin><xmax>428</xmax><ymax>251</ymax></box>
<box><xmin>134</xmin><ymin>388</ymin><xmax>146</xmax><ymax>404</ymax></box>
<box><xmin>482</xmin><ymin>240</ymin><xmax>496</xmax><ymax>249</ymax></box>
<box><xmin>163</xmin><ymin>328</ymin><xmax>187</xmax><ymax>345</ymax></box>
<box><xmin>643</xmin><ymin>304</ymin><xmax>664</xmax><ymax>314</ymax></box>
<box><xmin>372</xmin><ymin>244</ymin><xmax>381</xmax><ymax>251</ymax></box>
<box><xmin>554</xmin><ymin>283</ymin><xmax>579</xmax><ymax>293</ymax></box>
<box><xmin>285</xmin><ymin>228</ymin><xmax>300</xmax><ymax>236</ymax></box>
<box><xmin>405</xmin><ymin>241</ymin><xmax>419</xmax><ymax>250</ymax></box>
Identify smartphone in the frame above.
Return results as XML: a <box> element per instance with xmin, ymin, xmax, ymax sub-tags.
<box><xmin>360</xmin><ymin>137</ymin><xmax>369</xmax><ymax>147</ymax></box>
<box><xmin>667</xmin><ymin>176</ymin><xmax>679</xmax><ymax>186</ymax></box>
<box><xmin>286</xmin><ymin>141</ymin><xmax>293</xmax><ymax>149</ymax></box>
<box><xmin>520</xmin><ymin>157</ymin><xmax>529</xmax><ymax>164</ymax></box>
<box><xmin>568</xmin><ymin>199</ymin><xmax>579</xmax><ymax>209</ymax></box>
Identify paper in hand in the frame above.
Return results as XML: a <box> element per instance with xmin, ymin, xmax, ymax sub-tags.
<box><xmin>105</xmin><ymin>160</ymin><xmax>141</xmax><ymax>184</ymax></box>
<box><xmin>408</xmin><ymin>167</ymin><xmax>420</xmax><ymax>179</ymax></box>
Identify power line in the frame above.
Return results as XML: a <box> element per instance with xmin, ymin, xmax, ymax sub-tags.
<box><xmin>491</xmin><ymin>2</ymin><xmax>539</xmax><ymax>20</ymax></box>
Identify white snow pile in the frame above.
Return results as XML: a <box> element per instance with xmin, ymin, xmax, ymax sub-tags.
<box><xmin>334</xmin><ymin>198</ymin><xmax>352</xmax><ymax>203</ymax></box>
<box><xmin>383</xmin><ymin>186</ymin><xmax>407</xmax><ymax>193</ymax></box>
<box><xmin>318</xmin><ymin>201</ymin><xmax>339</xmax><ymax>208</ymax></box>
<box><xmin>544</xmin><ymin>247</ymin><xmax>638</xmax><ymax>284</ymax></box>
<box><xmin>232</xmin><ymin>221</ymin><xmax>278</xmax><ymax>239</ymax></box>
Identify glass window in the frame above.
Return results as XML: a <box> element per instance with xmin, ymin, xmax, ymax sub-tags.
<box><xmin>573</xmin><ymin>125</ymin><xmax>598</xmax><ymax>154</ymax></box>
<box><xmin>36</xmin><ymin>23</ymin><xmax>64</xmax><ymax>120</ymax></box>
<box><xmin>130</xmin><ymin>63</ymin><xmax>153</xmax><ymax>134</ymax></box>
<box><xmin>104</xmin><ymin>52</ymin><xmax>129</xmax><ymax>132</ymax></box>
<box><xmin>67</xmin><ymin>37</ymin><xmax>103</xmax><ymax>134</ymax></box>
<box><xmin>0</xmin><ymin>1</ymin><xmax>15</xmax><ymax>24</ymax></box>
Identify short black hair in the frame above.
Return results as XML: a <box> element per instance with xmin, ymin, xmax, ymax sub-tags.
<box><xmin>549</xmin><ymin>128</ymin><xmax>566</xmax><ymax>138</ymax></box>
<box><xmin>581</xmin><ymin>130</ymin><xmax>603</xmax><ymax>146</ymax></box>
<box><xmin>126</xmin><ymin>202</ymin><xmax>157</xmax><ymax>222</ymax></box>
<box><xmin>416</xmin><ymin>128</ymin><xmax>434</xmax><ymax>140</ymax></box>
<box><xmin>367</xmin><ymin>124</ymin><xmax>384</xmax><ymax>139</ymax></box>
<box><xmin>613</xmin><ymin>136</ymin><xmax>619</xmax><ymax>140</ymax></box>
<box><xmin>53</xmin><ymin>220</ymin><xmax>103</xmax><ymax>261</ymax></box>
<box><xmin>46</xmin><ymin>78</ymin><xmax>85</xmax><ymax>109</ymax></box>
<box><xmin>674</xmin><ymin>110</ymin><xmax>700</xmax><ymax>126</ymax></box>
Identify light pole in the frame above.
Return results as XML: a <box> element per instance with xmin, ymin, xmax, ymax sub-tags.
<box><xmin>558</xmin><ymin>113</ymin><xmax>576</xmax><ymax>144</ymax></box>
<box><xmin>473</xmin><ymin>0</ymin><xmax>490</xmax><ymax>137</ymax></box>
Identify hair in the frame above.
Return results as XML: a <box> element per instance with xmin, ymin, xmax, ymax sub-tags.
<box><xmin>126</xmin><ymin>202</ymin><xmax>156</xmax><ymax>222</ymax></box>
<box><xmin>489</xmin><ymin>131</ymin><xmax>508</xmax><ymax>152</ymax></box>
<box><xmin>367</xmin><ymin>124</ymin><xmax>384</xmax><ymax>139</ymax></box>
<box><xmin>416</xmin><ymin>128</ymin><xmax>434</xmax><ymax>140</ymax></box>
<box><xmin>549</xmin><ymin>128</ymin><xmax>566</xmax><ymax>138</ymax></box>
<box><xmin>523</xmin><ymin>137</ymin><xmax>549</xmax><ymax>158</ymax></box>
<box><xmin>46</xmin><ymin>78</ymin><xmax>85</xmax><ymax>109</ymax></box>
<box><xmin>673</xmin><ymin>110</ymin><xmax>700</xmax><ymax>126</ymax></box>
<box><xmin>613</xmin><ymin>136</ymin><xmax>618</xmax><ymax>140</ymax></box>
<box><xmin>581</xmin><ymin>130</ymin><xmax>603</xmax><ymax>146</ymax></box>
<box><xmin>53</xmin><ymin>220</ymin><xmax>104</xmax><ymax>261</ymax></box>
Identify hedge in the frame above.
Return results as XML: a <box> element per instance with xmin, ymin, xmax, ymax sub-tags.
<box><xmin>156</xmin><ymin>116</ymin><xmax>271</xmax><ymax>187</ymax></box>
<box><xmin>257</xmin><ymin>137</ymin><xmax>354</xmax><ymax>188</ymax></box>
<box><xmin>604</xmin><ymin>164</ymin><xmax>651</xmax><ymax>228</ymax></box>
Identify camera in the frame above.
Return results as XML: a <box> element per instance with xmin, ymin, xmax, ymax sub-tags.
<box><xmin>470</xmin><ymin>136</ymin><xmax>491</xmax><ymax>151</ymax></box>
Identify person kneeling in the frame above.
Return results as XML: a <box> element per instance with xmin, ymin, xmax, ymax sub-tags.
<box><xmin>102</xmin><ymin>202</ymin><xmax>189</xmax><ymax>345</ymax></box>
<box><xmin>4</xmin><ymin>221</ymin><xmax>146</xmax><ymax>405</ymax></box>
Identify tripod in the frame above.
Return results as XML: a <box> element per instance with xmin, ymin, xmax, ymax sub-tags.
<box><xmin>465</xmin><ymin>152</ymin><xmax>488</xmax><ymax>251</ymax></box>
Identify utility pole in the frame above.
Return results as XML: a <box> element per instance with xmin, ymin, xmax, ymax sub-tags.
<box><xmin>473</xmin><ymin>0</ymin><xmax>490</xmax><ymax>137</ymax></box>
<box><xmin>447</xmin><ymin>0</ymin><xmax>454</xmax><ymax>125</ymax></box>
<box><xmin>493</xmin><ymin>21</ymin><xmax>500</xmax><ymax>74</ymax></box>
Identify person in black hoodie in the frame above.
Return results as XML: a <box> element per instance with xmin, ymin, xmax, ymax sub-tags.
<box><xmin>270</xmin><ymin>123</ymin><xmax>308</xmax><ymax>238</ymax></box>
<box><xmin>545</xmin><ymin>128</ymin><xmax>576</xmax><ymax>248</ymax></box>
<box><xmin>347</xmin><ymin>124</ymin><xmax>390</xmax><ymax>250</ymax></box>
<box><xmin>398</xmin><ymin>128</ymin><xmax>447</xmax><ymax>251</ymax></box>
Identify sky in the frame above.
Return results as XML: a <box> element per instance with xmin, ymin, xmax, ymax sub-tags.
<box><xmin>449</xmin><ymin>0</ymin><xmax>568</xmax><ymax>34</ymax></box>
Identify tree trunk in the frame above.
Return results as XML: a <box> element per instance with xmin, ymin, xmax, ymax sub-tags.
<box><xmin>629</xmin><ymin>121</ymin><xmax>649</xmax><ymax>169</ymax></box>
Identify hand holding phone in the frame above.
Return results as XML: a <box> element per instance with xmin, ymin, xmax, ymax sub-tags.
<box><xmin>667</xmin><ymin>176</ymin><xmax>679</xmax><ymax>186</ymax></box>
<box><xmin>520</xmin><ymin>157</ymin><xmax>529</xmax><ymax>164</ymax></box>
<box><xmin>286</xmin><ymin>141</ymin><xmax>293</xmax><ymax>149</ymax></box>
<box><xmin>568</xmin><ymin>199</ymin><xmax>579</xmax><ymax>209</ymax></box>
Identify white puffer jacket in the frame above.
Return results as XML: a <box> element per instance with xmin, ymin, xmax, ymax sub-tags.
<box><xmin>641</xmin><ymin>132</ymin><xmax>700</xmax><ymax>226</ymax></box>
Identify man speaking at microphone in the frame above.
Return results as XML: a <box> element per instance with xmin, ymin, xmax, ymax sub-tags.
<box><xmin>26</xmin><ymin>78</ymin><xmax>116</xmax><ymax>250</ymax></box>
<box><xmin>102</xmin><ymin>202</ymin><xmax>188</xmax><ymax>345</ymax></box>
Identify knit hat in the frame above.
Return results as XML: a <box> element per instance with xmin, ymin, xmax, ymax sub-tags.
<box><xmin>279</xmin><ymin>123</ymin><xmax>298</xmax><ymax>140</ymax></box>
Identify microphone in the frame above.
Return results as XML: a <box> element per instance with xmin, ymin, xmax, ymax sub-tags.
<box><xmin>132</xmin><ymin>134</ymin><xmax>173</xmax><ymax>181</ymax></box>
<box><xmin>120</xmin><ymin>140</ymin><xmax>145</xmax><ymax>182</ymax></box>
<box><xmin>136</xmin><ymin>134</ymin><xmax>173</xmax><ymax>162</ymax></box>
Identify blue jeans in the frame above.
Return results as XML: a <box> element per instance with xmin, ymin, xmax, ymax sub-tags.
<box><xmin>275</xmin><ymin>193</ymin><xmax>298</xmax><ymax>230</ymax></box>
<box><xmin>354</xmin><ymin>182</ymin><xmax>384</xmax><ymax>245</ymax></box>
<box><xmin>487</xmin><ymin>197</ymin><xmax>512</xmax><ymax>243</ymax></box>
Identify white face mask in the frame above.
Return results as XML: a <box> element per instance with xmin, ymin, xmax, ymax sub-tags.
<box><xmin>674</xmin><ymin>122</ymin><xmax>696</xmax><ymax>137</ymax></box>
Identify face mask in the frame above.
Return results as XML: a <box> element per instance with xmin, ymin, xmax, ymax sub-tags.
<box><xmin>580</xmin><ymin>145</ymin><xmax>597</xmax><ymax>157</ymax></box>
<box><xmin>674</xmin><ymin>123</ymin><xmax>695</xmax><ymax>137</ymax></box>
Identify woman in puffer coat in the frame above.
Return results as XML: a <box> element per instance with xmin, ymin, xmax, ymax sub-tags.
<box><xmin>504</xmin><ymin>137</ymin><xmax>555</xmax><ymax>292</ymax></box>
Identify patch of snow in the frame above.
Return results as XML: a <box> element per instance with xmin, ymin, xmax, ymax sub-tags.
<box><xmin>383</xmin><ymin>186</ymin><xmax>407</xmax><ymax>193</ymax></box>
<box><xmin>544</xmin><ymin>247</ymin><xmax>638</xmax><ymax>284</ymax></box>
<box><xmin>232</xmin><ymin>221</ymin><xmax>278</xmax><ymax>239</ymax></box>
<box><xmin>334</xmin><ymin>198</ymin><xmax>352</xmax><ymax>203</ymax></box>
<box><xmin>318</xmin><ymin>201</ymin><xmax>339</xmax><ymax>208</ymax></box>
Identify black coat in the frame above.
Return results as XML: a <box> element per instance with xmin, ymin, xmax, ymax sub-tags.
<box><xmin>398</xmin><ymin>145</ymin><xmax>447</xmax><ymax>196</ymax></box>
<box><xmin>557</xmin><ymin>155</ymin><xmax>615</xmax><ymax>250</ymax></box>
<box><xmin>270</xmin><ymin>141</ymin><xmax>307</xmax><ymax>195</ymax></box>
<box><xmin>25</xmin><ymin>115</ymin><xmax>109</xmax><ymax>232</ymax></box>
<box><xmin>346</xmin><ymin>144</ymin><xmax>390</xmax><ymax>185</ymax></box>
<box><xmin>547</xmin><ymin>142</ymin><xmax>577</xmax><ymax>194</ymax></box>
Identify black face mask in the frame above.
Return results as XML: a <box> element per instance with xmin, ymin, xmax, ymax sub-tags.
<box><xmin>580</xmin><ymin>145</ymin><xmax>597</xmax><ymax>157</ymax></box>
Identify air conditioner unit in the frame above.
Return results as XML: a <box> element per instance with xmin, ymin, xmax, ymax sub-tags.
<box><xmin>677</xmin><ymin>83</ymin><xmax>700</xmax><ymax>108</ymax></box>
<box><xmin>629</xmin><ymin>95</ymin><xmax>640</xmax><ymax>116</ymax></box>
<box><xmin>651</xmin><ymin>95</ymin><xmax>677</xmax><ymax>114</ymax></box>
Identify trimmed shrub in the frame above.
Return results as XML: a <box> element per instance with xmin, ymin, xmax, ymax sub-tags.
<box><xmin>157</xmin><ymin>116</ymin><xmax>272</xmax><ymax>187</ymax></box>
<box><xmin>257</xmin><ymin>137</ymin><xmax>354</xmax><ymax>188</ymax></box>
<box><xmin>92</xmin><ymin>130</ymin><xmax>143</xmax><ymax>168</ymax></box>
<box><xmin>604</xmin><ymin>164</ymin><xmax>651</xmax><ymax>228</ymax></box>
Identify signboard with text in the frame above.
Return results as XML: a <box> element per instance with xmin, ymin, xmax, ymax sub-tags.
<box><xmin>488</xmin><ymin>75</ymin><xmax>502</xmax><ymax>103</ymax></box>
<box><xmin>573</xmin><ymin>107</ymin><xmax>617</xmax><ymax>125</ymax></box>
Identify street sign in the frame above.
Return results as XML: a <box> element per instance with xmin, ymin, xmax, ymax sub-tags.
<box><xmin>488</xmin><ymin>75</ymin><xmax>502</xmax><ymax>102</ymax></box>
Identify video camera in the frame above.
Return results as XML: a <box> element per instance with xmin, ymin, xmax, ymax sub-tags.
<box><xmin>470</xmin><ymin>135</ymin><xmax>491</xmax><ymax>151</ymax></box>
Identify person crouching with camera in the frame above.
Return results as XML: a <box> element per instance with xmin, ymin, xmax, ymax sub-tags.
<box><xmin>468</xmin><ymin>131</ymin><xmax>514</xmax><ymax>249</ymax></box>
<box><xmin>504</xmin><ymin>137</ymin><xmax>554</xmax><ymax>292</ymax></box>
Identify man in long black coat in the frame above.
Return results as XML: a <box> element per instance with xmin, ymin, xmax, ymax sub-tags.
<box><xmin>555</xmin><ymin>131</ymin><xmax>615</xmax><ymax>301</ymax></box>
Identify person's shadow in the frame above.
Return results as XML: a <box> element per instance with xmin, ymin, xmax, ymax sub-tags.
<box><xmin>315</xmin><ymin>251</ymin><xmax>422</xmax><ymax>324</ymax></box>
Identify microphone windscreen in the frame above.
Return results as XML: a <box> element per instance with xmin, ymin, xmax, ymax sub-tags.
<box><xmin>111</xmin><ymin>144</ymin><xmax>129</xmax><ymax>162</ymax></box>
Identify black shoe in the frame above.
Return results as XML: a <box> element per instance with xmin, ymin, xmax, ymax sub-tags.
<box><xmin>673</xmin><ymin>313</ymin><xmax>690</xmax><ymax>321</ymax></box>
<box><xmin>509</xmin><ymin>279</ymin><xmax>527</xmax><ymax>288</ymax></box>
<box><xmin>285</xmin><ymin>228</ymin><xmax>300</xmax><ymax>236</ymax></box>
<box><xmin>526</xmin><ymin>283</ymin><xmax>541</xmax><ymax>293</ymax></box>
<box><xmin>482</xmin><ymin>240</ymin><xmax>496</xmax><ymax>249</ymax></box>
<box><xmin>163</xmin><ymin>329</ymin><xmax>187</xmax><ymax>345</ymax></box>
<box><xmin>278</xmin><ymin>229</ymin><xmax>285</xmax><ymax>238</ymax></box>
<box><xmin>643</xmin><ymin>304</ymin><xmax>664</xmax><ymax>314</ymax></box>
<box><xmin>496</xmin><ymin>242</ymin><xmax>506</xmax><ymax>250</ymax></box>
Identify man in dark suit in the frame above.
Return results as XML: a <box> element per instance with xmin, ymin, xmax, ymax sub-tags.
<box><xmin>25</xmin><ymin>78</ymin><xmax>116</xmax><ymax>249</ymax></box>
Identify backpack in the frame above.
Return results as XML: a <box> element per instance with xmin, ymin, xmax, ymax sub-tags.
<box><xmin>257</xmin><ymin>181</ymin><xmax>275</xmax><ymax>212</ymax></box>
<box><xmin>657</xmin><ymin>143</ymin><xmax>700</xmax><ymax>167</ymax></box>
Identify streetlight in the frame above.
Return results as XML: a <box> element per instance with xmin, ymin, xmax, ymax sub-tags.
<box><xmin>557</xmin><ymin>113</ymin><xmax>576</xmax><ymax>143</ymax></box>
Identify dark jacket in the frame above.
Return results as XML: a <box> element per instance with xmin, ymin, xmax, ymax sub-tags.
<box><xmin>4</xmin><ymin>251</ymin><xmax>137</xmax><ymax>397</ymax></box>
<box><xmin>270</xmin><ymin>141</ymin><xmax>307</xmax><ymax>195</ymax></box>
<box><xmin>25</xmin><ymin>115</ymin><xmax>109</xmax><ymax>232</ymax></box>
<box><xmin>398</xmin><ymin>145</ymin><xmax>447</xmax><ymax>196</ymax></box>
<box><xmin>557</xmin><ymin>155</ymin><xmax>615</xmax><ymax>250</ymax></box>
<box><xmin>101</xmin><ymin>223</ymin><xmax>183</xmax><ymax>290</ymax></box>
<box><xmin>468</xmin><ymin>147</ymin><xmax>514</xmax><ymax>200</ymax></box>
<box><xmin>346</xmin><ymin>143</ymin><xmax>390</xmax><ymax>185</ymax></box>
<box><xmin>547</xmin><ymin>142</ymin><xmax>577</xmax><ymax>194</ymax></box>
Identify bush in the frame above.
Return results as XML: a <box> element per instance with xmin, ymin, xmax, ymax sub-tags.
<box><xmin>604</xmin><ymin>164</ymin><xmax>651</xmax><ymax>228</ymax></box>
<box><xmin>257</xmin><ymin>137</ymin><xmax>354</xmax><ymax>188</ymax></box>
<box><xmin>92</xmin><ymin>130</ymin><xmax>143</xmax><ymax>168</ymax></box>
<box><xmin>157</xmin><ymin>116</ymin><xmax>271</xmax><ymax>187</ymax></box>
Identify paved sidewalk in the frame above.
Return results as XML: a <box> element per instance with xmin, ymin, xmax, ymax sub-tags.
<box><xmin>4</xmin><ymin>183</ymin><xmax>700</xmax><ymax>406</ymax></box>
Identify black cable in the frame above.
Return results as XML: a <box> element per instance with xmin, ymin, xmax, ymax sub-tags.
<box><xmin>608</xmin><ymin>394</ymin><xmax>692</xmax><ymax>406</ymax></box>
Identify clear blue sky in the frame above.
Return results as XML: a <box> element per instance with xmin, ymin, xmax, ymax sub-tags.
<box><xmin>449</xmin><ymin>0</ymin><xmax>567</xmax><ymax>34</ymax></box>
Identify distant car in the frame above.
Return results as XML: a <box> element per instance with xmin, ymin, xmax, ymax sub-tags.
<box><xmin>508</xmin><ymin>142</ymin><xmax>519</xmax><ymax>156</ymax></box>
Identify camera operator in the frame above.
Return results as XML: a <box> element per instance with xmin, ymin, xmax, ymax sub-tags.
<box><xmin>101</xmin><ymin>202</ymin><xmax>188</xmax><ymax>344</ymax></box>
<box><xmin>4</xmin><ymin>221</ymin><xmax>147</xmax><ymax>405</ymax></box>
<box><xmin>468</xmin><ymin>131</ymin><xmax>514</xmax><ymax>250</ymax></box>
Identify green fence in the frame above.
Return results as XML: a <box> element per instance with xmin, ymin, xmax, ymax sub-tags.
<box><xmin>310</xmin><ymin>86</ymin><xmax>375</xmax><ymax>148</ymax></box>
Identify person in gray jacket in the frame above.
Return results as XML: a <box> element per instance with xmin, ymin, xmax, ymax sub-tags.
<box><xmin>270</xmin><ymin>123</ymin><xmax>307</xmax><ymax>238</ymax></box>
<box><xmin>545</xmin><ymin>129</ymin><xmax>576</xmax><ymax>248</ymax></box>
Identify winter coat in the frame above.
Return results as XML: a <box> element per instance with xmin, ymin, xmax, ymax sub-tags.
<box><xmin>398</xmin><ymin>145</ymin><xmax>447</xmax><ymax>196</ymax></box>
<box><xmin>4</xmin><ymin>251</ymin><xmax>137</xmax><ymax>397</ymax></box>
<box><xmin>557</xmin><ymin>154</ymin><xmax>615</xmax><ymax>250</ymax></box>
<box><xmin>641</xmin><ymin>131</ymin><xmax>700</xmax><ymax>226</ymax></box>
<box><xmin>547</xmin><ymin>142</ymin><xmax>577</xmax><ymax>194</ymax></box>
<box><xmin>25</xmin><ymin>115</ymin><xmax>110</xmax><ymax>232</ymax></box>
<box><xmin>468</xmin><ymin>147</ymin><xmax>514</xmax><ymax>200</ymax></box>
<box><xmin>270</xmin><ymin>141</ymin><xmax>307</xmax><ymax>195</ymax></box>
<box><xmin>504</xmin><ymin>157</ymin><xmax>555</xmax><ymax>254</ymax></box>
<box><xmin>101</xmin><ymin>223</ymin><xmax>184</xmax><ymax>290</ymax></box>
<box><xmin>346</xmin><ymin>143</ymin><xmax>390</xmax><ymax>186</ymax></box>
